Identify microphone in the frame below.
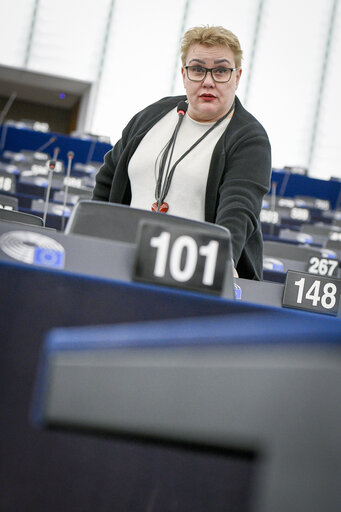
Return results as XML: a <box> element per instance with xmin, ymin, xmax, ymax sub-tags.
<box><xmin>43</xmin><ymin>156</ymin><xmax>58</xmax><ymax>226</ymax></box>
<box><xmin>0</xmin><ymin>92</ymin><xmax>17</xmax><ymax>153</ymax></box>
<box><xmin>0</xmin><ymin>92</ymin><xmax>17</xmax><ymax>126</ymax></box>
<box><xmin>48</xmin><ymin>160</ymin><xmax>56</xmax><ymax>171</ymax></box>
<box><xmin>174</xmin><ymin>101</ymin><xmax>188</xmax><ymax>133</ymax></box>
<box><xmin>270</xmin><ymin>182</ymin><xmax>277</xmax><ymax>237</ymax></box>
<box><xmin>155</xmin><ymin>101</ymin><xmax>188</xmax><ymax>212</ymax></box>
<box><xmin>177</xmin><ymin>101</ymin><xmax>188</xmax><ymax>117</ymax></box>
<box><xmin>52</xmin><ymin>146</ymin><xmax>60</xmax><ymax>161</ymax></box>
<box><xmin>86</xmin><ymin>139</ymin><xmax>97</xmax><ymax>164</ymax></box>
<box><xmin>61</xmin><ymin>151</ymin><xmax>75</xmax><ymax>231</ymax></box>
<box><xmin>36</xmin><ymin>136</ymin><xmax>57</xmax><ymax>154</ymax></box>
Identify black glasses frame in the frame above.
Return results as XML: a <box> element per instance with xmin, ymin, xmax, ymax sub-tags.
<box><xmin>184</xmin><ymin>65</ymin><xmax>238</xmax><ymax>83</ymax></box>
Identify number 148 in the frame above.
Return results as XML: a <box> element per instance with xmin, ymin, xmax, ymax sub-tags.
<box><xmin>295</xmin><ymin>278</ymin><xmax>337</xmax><ymax>309</ymax></box>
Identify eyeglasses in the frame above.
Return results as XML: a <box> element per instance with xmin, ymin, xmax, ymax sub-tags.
<box><xmin>184</xmin><ymin>65</ymin><xmax>238</xmax><ymax>83</ymax></box>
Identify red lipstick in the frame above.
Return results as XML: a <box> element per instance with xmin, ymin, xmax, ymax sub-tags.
<box><xmin>200</xmin><ymin>93</ymin><xmax>216</xmax><ymax>101</ymax></box>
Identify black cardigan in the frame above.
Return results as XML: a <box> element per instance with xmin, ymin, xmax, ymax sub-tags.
<box><xmin>93</xmin><ymin>95</ymin><xmax>272</xmax><ymax>280</ymax></box>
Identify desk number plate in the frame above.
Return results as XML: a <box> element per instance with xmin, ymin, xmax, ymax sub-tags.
<box><xmin>282</xmin><ymin>270</ymin><xmax>341</xmax><ymax>316</ymax></box>
<box><xmin>133</xmin><ymin>221</ymin><xmax>230</xmax><ymax>295</ymax></box>
<box><xmin>306</xmin><ymin>255</ymin><xmax>339</xmax><ymax>278</ymax></box>
<box><xmin>0</xmin><ymin>172</ymin><xmax>15</xmax><ymax>193</ymax></box>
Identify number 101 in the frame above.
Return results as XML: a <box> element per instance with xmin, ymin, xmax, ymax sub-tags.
<box><xmin>150</xmin><ymin>231</ymin><xmax>219</xmax><ymax>286</ymax></box>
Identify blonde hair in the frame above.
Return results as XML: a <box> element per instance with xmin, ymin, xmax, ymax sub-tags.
<box><xmin>181</xmin><ymin>25</ymin><xmax>243</xmax><ymax>68</ymax></box>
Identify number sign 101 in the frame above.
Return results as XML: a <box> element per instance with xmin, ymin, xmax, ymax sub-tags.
<box><xmin>151</xmin><ymin>231</ymin><xmax>219</xmax><ymax>285</ymax></box>
<box><xmin>133</xmin><ymin>222</ymin><xmax>231</xmax><ymax>295</ymax></box>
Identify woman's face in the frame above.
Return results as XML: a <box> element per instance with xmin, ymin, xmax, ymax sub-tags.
<box><xmin>182</xmin><ymin>44</ymin><xmax>242</xmax><ymax>123</ymax></box>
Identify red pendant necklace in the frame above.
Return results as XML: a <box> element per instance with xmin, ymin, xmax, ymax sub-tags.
<box><xmin>151</xmin><ymin>201</ymin><xmax>169</xmax><ymax>213</ymax></box>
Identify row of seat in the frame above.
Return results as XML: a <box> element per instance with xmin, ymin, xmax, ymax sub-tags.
<box><xmin>1</xmin><ymin>146</ymin><xmax>341</xmax><ymax>292</ymax></box>
<box><xmin>0</xmin><ymin>147</ymin><xmax>97</xmax><ymax>229</ymax></box>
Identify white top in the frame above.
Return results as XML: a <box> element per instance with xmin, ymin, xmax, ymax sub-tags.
<box><xmin>128</xmin><ymin>107</ymin><xmax>231</xmax><ymax>221</ymax></box>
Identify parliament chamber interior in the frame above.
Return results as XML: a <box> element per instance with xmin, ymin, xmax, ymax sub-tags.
<box><xmin>1</xmin><ymin>114</ymin><xmax>341</xmax><ymax>512</ymax></box>
<box><xmin>1</xmin><ymin>2</ymin><xmax>341</xmax><ymax>512</ymax></box>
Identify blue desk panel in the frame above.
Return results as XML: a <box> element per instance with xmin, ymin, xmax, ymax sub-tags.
<box><xmin>3</xmin><ymin>258</ymin><xmax>340</xmax><ymax>512</ymax></box>
<box><xmin>271</xmin><ymin>169</ymin><xmax>341</xmax><ymax>209</ymax></box>
<box><xmin>33</xmin><ymin>312</ymin><xmax>341</xmax><ymax>512</ymax></box>
<box><xmin>2</xmin><ymin>257</ymin><xmax>340</xmax><ymax>512</ymax></box>
<box><xmin>0</xmin><ymin>125</ymin><xmax>112</xmax><ymax>166</ymax></box>
<box><xmin>0</xmin><ymin>260</ymin><xmax>259</xmax><ymax>512</ymax></box>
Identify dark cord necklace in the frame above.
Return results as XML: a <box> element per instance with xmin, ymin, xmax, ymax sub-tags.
<box><xmin>152</xmin><ymin>101</ymin><xmax>235</xmax><ymax>213</ymax></box>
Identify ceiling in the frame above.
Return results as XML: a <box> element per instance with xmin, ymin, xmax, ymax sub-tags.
<box><xmin>0</xmin><ymin>65</ymin><xmax>91</xmax><ymax>109</ymax></box>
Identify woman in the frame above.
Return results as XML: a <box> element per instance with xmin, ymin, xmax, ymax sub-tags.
<box><xmin>92</xmin><ymin>25</ymin><xmax>271</xmax><ymax>280</ymax></box>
